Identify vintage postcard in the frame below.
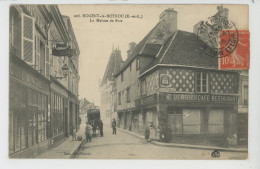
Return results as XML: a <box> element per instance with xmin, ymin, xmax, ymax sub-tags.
<box><xmin>8</xmin><ymin>4</ymin><xmax>249</xmax><ymax>160</ymax></box>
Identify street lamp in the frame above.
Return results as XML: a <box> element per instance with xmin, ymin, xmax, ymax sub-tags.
<box><xmin>54</xmin><ymin>63</ymin><xmax>70</xmax><ymax>79</ymax></box>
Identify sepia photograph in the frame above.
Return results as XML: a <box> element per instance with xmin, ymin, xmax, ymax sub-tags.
<box><xmin>8</xmin><ymin>4</ymin><xmax>250</xmax><ymax>160</ymax></box>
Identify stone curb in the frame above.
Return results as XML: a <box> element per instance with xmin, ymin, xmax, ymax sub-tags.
<box><xmin>69</xmin><ymin>139</ymin><xmax>86</xmax><ymax>159</ymax></box>
<box><xmin>116</xmin><ymin>126</ymin><xmax>248</xmax><ymax>153</ymax></box>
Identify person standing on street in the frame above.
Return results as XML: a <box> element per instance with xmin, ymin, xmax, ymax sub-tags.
<box><xmin>112</xmin><ymin>119</ymin><xmax>116</xmax><ymax>135</ymax></box>
<box><xmin>99</xmin><ymin>120</ymin><xmax>104</xmax><ymax>137</ymax></box>
<box><xmin>149</xmin><ymin>122</ymin><xmax>156</xmax><ymax>141</ymax></box>
<box><xmin>85</xmin><ymin>122</ymin><xmax>92</xmax><ymax>142</ymax></box>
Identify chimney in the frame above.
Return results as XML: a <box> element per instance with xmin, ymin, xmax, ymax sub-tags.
<box><xmin>159</xmin><ymin>8</ymin><xmax>177</xmax><ymax>33</ymax></box>
<box><xmin>127</xmin><ymin>42</ymin><xmax>136</xmax><ymax>58</ymax></box>
<box><xmin>216</xmin><ymin>5</ymin><xmax>229</xmax><ymax>18</ymax></box>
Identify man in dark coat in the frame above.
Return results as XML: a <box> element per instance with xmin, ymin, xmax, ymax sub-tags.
<box><xmin>112</xmin><ymin>119</ymin><xmax>116</xmax><ymax>135</ymax></box>
<box><xmin>99</xmin><ymin>120</ymin><xmax>104</xmax><ymax>137</ymax></box>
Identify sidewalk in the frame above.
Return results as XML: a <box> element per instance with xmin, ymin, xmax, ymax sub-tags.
<box><xmin>116</xmin><ymin>127</ymin><xmax>248</xmax><ymax>153</ymax></box>
<box><xmin>37</xmin><ymin>123</ymin><xmax>86</xmax><ymax>159</ymax></box>
<box><xmin>37</xmin><ymin>136</ymin><xmax>84</xmax><ymax>159</ymax></box>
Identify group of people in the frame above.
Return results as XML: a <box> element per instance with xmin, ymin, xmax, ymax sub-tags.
<box><xmin>85</xmin><ymin>119</ymin><xmax>103</xmax><ymax>142</ymax></box>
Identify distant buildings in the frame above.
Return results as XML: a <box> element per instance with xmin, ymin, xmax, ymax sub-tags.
<box><xmin>9</xmin><ymin>5</ymin><xmax>80</xmax><ymax>158</ymax></box>
<box><xmin>79</xmin><ymin>98</ymin><xmax>99</xmax><ymax>124</ymax></box>
<box><xmin>100</xmin><ymin>47</ymin><xmax>123</xmax><ymax>124</ymax></box>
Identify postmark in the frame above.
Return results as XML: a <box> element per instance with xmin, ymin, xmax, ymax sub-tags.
<box><xmin>197</xmin><ymin>16</ymin><xmax>239</xmax><ymax>58</ymax></box>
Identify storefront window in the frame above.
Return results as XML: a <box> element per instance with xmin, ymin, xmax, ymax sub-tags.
<box><xmin>14</xmin><ymin>114</ymin><xmax>21</xmax><ymax>151</ymax></box>
<box><xmin>168</xmin><ymin>107</ymin><xmax>182</xmax><ymax>114</ymax></box>
<box><xmin>9</xmin><ymin>111</ymin><xmax>14</xmax><ymax>153</ymax></box>
<box><xmin>208</xmin><ymin>109</ymin><xmax>224</xmax><ymax>134</ymax></box>
<box><xmin>50</xmin><ymin>92</ymin><xmax>65</xmax><ymax>137</ymax></box>
<box><xmin>20</xmin><ymin>112</ymin><xmax>27</xmax><ymax>149</ymax></box>
<box><xmin>183</xmin><ymin>109</ymin><xmax>201</xmax><ymax>134</ymax></box>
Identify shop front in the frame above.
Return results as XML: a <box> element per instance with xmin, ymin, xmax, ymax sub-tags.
<box><xmin>134</xmin><ymin>92</ymin><xmax>238</xmax><ymax>147</ymax></box>
<box><xmin>9</xmin><ymin>55</ymin><xmax>50</xmax><ymax>158</ymax></box>
<box><xmin>159</xmin><ymin>93</ymin><xmax>238</xmax><ymax>147</ymax></box>
<box><xmin>49</xmin><ymin>78</ymin><xmax>69</xmax><ymax>147</ymax></box>
<box><xmin>68</xmin><ymin>93</ymin><xmax>80</xmax><ymax>134</ymax></box>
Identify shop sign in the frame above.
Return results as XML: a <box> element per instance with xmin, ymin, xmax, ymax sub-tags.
<box><xmin>161</xmin><ymin>75</ymin><xmax>169</xmax><ymax>85</ymax></box>
<box><xmin>160</xmin><ymin>93</ymin><xmax>238</xmax><ymax>104</ymax></box>
<box><xmin>135</xmin><ymin>94</ymin><xmax>157</xmax><ymax>107</ymax></box>
<box><xmin>52</xmin><ymin>47</ymin><xmax>76</xmax><ymax>57</ymax></box>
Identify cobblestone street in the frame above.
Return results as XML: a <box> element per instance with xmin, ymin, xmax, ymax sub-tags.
<box><xmin>74</xmin><ymin>125</ymin><xmax>247</xmax><ymax>159</ymax></box>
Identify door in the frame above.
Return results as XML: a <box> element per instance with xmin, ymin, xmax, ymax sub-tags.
<box><xmin>64</xmin><ymin>107</ymin><xmax>68</xmax><ymax>137</ymax></box>
<box><xmin>168</xmin><ymin>114</ymin><xmax>182</xmax><ymax>134</ymax></box>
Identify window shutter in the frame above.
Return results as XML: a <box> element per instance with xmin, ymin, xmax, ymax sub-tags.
<box><xmin>35</xmin><ymin>35</ymin><xmax>40</xmax><ymax>71</ymax></box>
<box><xmin>21</xmin><ymin>13</ymin><xmax>35</xmax><ymax>65</ymax></box>
<box><xmin>45</xmin><ymin>47</ymin><xmax>49</xmax><ymax>77</ymax></box>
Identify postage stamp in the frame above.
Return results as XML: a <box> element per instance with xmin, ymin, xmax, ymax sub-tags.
<box><xmin>219</xmin><ymin>30</ymin><xmax>250</xmax><ymax>70</ymax></box>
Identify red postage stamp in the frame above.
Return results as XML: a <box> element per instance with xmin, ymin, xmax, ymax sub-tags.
<box><xmin>219</xmin><ymin>30</ymin><xmax>250</xmax><ymax>70</ymax></box>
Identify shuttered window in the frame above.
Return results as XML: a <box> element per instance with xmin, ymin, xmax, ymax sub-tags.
<box><xmin>21</xmin><ymin>13</ymin><xmax>35</xmax><ymax>65</ymax></box>
<box><xmin>40</xmin><ymin>41</ymin><xmax>45</xmax><ymax>75</ymax></box>
<box><xmin>35</xmin><ymin>34</ymin><xmax>40</xmax><ymax>71</ymax></box>
<box><xmin>45</xmin><ymin>47</ymin><xmax>50</xmax><ymax>77</ymax></box>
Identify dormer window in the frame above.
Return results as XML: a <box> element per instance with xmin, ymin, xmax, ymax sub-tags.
<box><xmin>136</xmin><ymin>57</ymin><xmax>140</xmax><ymax>70</ymax></box>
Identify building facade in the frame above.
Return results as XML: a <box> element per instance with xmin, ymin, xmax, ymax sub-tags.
<box><xmin>100</xmin><ymin>48</ymin><xmax>122</xmax><ymax>124</ymax></box>
<box><xmin>114</xmin><ymin>8</ymin><xmax>239</xmax><ymax>147</ymax></box>
<box><xmin>9</xmin><ymin>5</ymin><xmax>80</xmax><ymax>158</ymax></box>
<box><xmin>237</xmin><ymin>70</ymin><xmax>248</xmax><ymax>146</ymax></box>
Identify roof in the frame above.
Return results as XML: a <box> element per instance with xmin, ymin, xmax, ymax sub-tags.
<box><xmin>115</xmin><ymin>12</ymin><xmax>218</xmax><ymax>77</ymax></box>
<box><xmin>80</xmin><ymin>99</ymin><xmax>91</xmax><ymax>109</ymax></box>
<box><xmin>140</xmin><ymin>30</ymin><xmax>218</xmax><ymax>75</ymax></box>
<box><xmin>101</xmin><ymin>49</ymin><xmax>123</xmax><ymax>86</ymax></box>
<box><xmin>114</xmin><ymin>22</ymin><xmax>160</xmax><ymax>76</ymax></box>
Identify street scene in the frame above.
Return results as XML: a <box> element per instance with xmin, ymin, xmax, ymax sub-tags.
<box><xmin>73</xmin><ymin>125</ymin><xmax>247</xmax><ymax>159</ymax></box>
<box><xmin>9</xmin><ymin>4</ymin><xmax>249</xmax><ymax>159</ymax></box>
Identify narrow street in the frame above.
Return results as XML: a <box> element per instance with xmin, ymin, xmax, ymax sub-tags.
<box><xmin>74</xmin><ymin>125</ymin><xmax>247</xmax><ymax>159</ymax></box>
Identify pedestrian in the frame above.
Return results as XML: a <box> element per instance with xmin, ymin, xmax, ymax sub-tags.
<box><xmin>145</xmin><ymin>127</ymin><xmax>150</xmax><ymax>142</ymax></box>
<box><xmin>85</xmin><ymin>122</ymin><xmax>92</xmax><ymax>142</ymax></box>
<box><xmin>99</xmin><ymin>120</ymin><xmax>104</xmax><ymax>137</ymax></box>
<box><xmin>112</xmin><ymin>119</ymin><xmax>116</xmax><ymax>135</ymax></box>
<box><xmin>92</xmin><ymin>119</ymin><xmax>97</xmax><ymax>137</ymax></box>
<box><xmin>149</xmin><ymin>123</ymin><xmax>156</xmax><ymax>141</ymax></box>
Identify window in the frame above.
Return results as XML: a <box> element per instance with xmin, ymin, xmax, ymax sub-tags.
<box><xmin>208</xmin><ymin>109</ymin><xmax>224</xmax><ymax>134</ymax></box>
<box><xmin>244</xmin><ymin>85</ymin><xmax>248</xmax><ymax>105</ymax></box>
<box><xmin>21</xmin><ymin>13</ymin><xmax>35</xmax><ymax>65</ymax></box>
<box><xmin>118</xmin><ymin>92</ymin><xmax>121</xmax><ymax>105</ymax></box>
<box><xmin>121</xmin><ymin>72</ymin><xmax>124</xmax><ymax>82</ymax></box>
<box><xmin>40</xmin><ymin>41</ymin><xmax>45</xmax><ymax>75</ymax></box>
<box><xmin>38</xmin><ymin>93</ymin><xmax>47</xmax><ymax>143</ymax></box>
<box><xmin>129</xmin><ymin>63</ymin><xmax>132</xmax><ymax>72</ymax></box>
<box><xmin>136</xmin><ymin>57</ymin><xmax>140</xmax><ymax>70</ymax></box>
<box><xmin>183</xmin><ymin>109</ymin><xmax>201</xmax><ymax>134</ymax></box>
<box><xmin>10</xmin><ymin>7</ymin><xmax>21</xmax><ymax>57</ymax></box>
<box><xmin>126</xmin><ymin>87</ymin><xmax>130</xmax><ymax>102</ymax></box>
<box><xmin>196</xmin><ymin>72</ymin><xmax>208</xmax><ymax>93</ymax></box>
<box><xmin>167</xmin><ymin>107</ymin><xmax>182</xmax><ymax>114</ymax></box>
<box><xmin>141</xmin><ymin>80</ymin><xmax>146</xmax><ymax>96</ymax></box>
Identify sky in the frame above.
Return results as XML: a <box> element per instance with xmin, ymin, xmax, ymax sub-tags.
<box><xmin>58</xmin><ymin>4</ymin><xmax>248</xmax><ymax>106</ymax></box>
